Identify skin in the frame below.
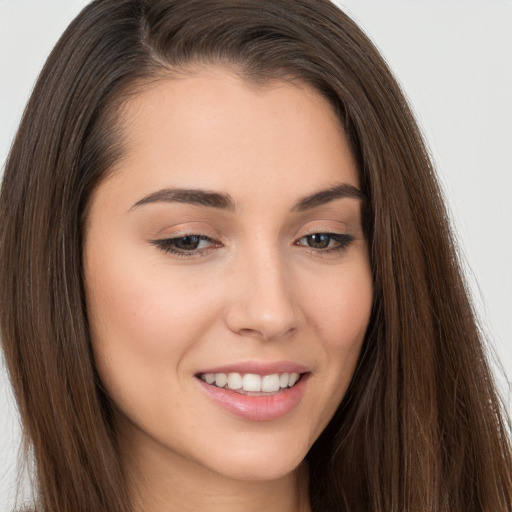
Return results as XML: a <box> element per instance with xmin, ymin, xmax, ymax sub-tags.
<box><xmin>84</xmin><ymin>67</ymin><xmax>373</xmax><ymax>512</ymax></box>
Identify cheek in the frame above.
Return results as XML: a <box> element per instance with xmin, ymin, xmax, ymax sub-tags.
<box><xmin>301</xmin><ymin>258</ymin><xmax>373</xmax><ymax>352</ymax></box>
<box><xmin>84</xmin><ymin>240</ymin><xmax>220</xmax><ymax>396</ymax></box>
<box><xmin>300</xmin><ymin>257</ymin><xmax>373</xmax><ymax>424</ymax></box>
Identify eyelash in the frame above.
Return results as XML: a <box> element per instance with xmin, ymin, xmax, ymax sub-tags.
<box><xmin>295</xmin><ymin>233</ymin><xmax>354</xmax><ymax>254</ymax></box>
<box><xmin>151</xmin><ymin>235</ymin><xmax>219</xmax><ymax>257</ymax></box>
<box><xmin>150</xmin><ymin>232</ymin><xmax>354</xmax><ymax>258</ymax></box>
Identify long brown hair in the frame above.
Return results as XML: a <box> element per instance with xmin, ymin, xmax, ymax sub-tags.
<box><xmin>1</xmin><ymin>1</ymin><xmax>510</xmax><ymax>511</ymax></box>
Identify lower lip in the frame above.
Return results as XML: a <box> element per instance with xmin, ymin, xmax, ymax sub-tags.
<box><xmin>196</xmin><ymin>374</ymin><xmax>309</xmax><ymax>422</ymax></box>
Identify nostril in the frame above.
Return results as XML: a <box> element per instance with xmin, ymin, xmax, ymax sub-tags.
<box><xmin>235</xmin><ymin>325</ymin><xmax>296</xmax><ymax>341</ymax></box>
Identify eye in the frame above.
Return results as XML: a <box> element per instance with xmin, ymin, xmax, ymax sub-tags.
<box><xmin>295</xmin><ymin>233</ymin><xmax>354</xmax><ymax>253</ymax></box>
<box><xmin>151</xmin><ymin>235</ymin><xmax>220</xmax><ymax>256</ymax></box>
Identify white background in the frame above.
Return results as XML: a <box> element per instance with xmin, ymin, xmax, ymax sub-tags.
<box><xmin>0</xmin><ymin>1</ymin><xmax>511</xmax><ymax>510</ymax></box>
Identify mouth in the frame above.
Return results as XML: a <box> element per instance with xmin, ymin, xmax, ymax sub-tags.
<box><xmin>197</xmin><ymin>371</ymin><xmax>303</xmax><ymax>395</ymax></box>
<box><xmin>195</xmin><ymin>362</ymin><xmax>310</xmax><ymax>421</ymax></box>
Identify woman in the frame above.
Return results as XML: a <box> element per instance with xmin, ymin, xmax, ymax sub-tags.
<box><xmin>0</xmin><ymin>1</ymin><xmax>510</xmax><ymax>511</ymax></box>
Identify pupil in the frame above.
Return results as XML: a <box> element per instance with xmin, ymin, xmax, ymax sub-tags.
<box><xmin>176</xmin><ymin>236</ymin><xmax>200</xmax><ymax>250</ymax></box>
<box><xmin>308</xmin><ymin>234</ymin><xmax>330</xmax><ymax>249</ymax></box>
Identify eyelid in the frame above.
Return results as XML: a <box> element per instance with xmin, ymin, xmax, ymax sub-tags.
<box><xmin>152</xmin><ymin>220</ymin><xmax>220</xmax><ymax>238</ymax></box>
<box><xmin>296</xmin><ymin>220</ymin><xmax>349</xmax><ymax>237</ymax></box>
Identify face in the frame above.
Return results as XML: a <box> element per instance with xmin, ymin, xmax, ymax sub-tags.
<box><xmin>84</xmin><ymin>67</ymin><xmax>373</xmax><ymax>487</ymax></box>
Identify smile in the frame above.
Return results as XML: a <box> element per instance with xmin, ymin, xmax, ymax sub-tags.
<box><xmin>196</xmin><ymin>368</ymin><xmax>310</xmax><ymax>421</ymax></box>
<box><xmin>198</xmin><ymin>371</ymin><xmax>302</xmax><ymax>395</ymax></box>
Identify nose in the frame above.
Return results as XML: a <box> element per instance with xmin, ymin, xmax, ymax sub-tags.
<box><xmin>224</xmin><ymin>245</ymin><xmax>299</xmax><ymax>341</ymax></box>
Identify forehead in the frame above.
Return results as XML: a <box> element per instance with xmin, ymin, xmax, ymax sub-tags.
<box><xmin>98</xmin><ymin>66</ymin><xmax>359</xmax><ymax>211</ymax></box>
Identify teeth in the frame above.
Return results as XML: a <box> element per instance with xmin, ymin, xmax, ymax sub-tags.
<box><xmin>261</xmin><ymin>374</ymin><xmax>280</xmax><ymax>392</ymax></box>
<box><xmin>289</xmin><ymin>372</ymin><xmax>299</xmax><ymax>386</ymax></box>
<box><xmin>227</xmin><ymin>372</ymin><xmax>242</xmax><ymax>390</ymax></box>
<box><xmin>201</xmin><ymin>371</ymin><xmax>301</xmax><ymax>392</ymax></box>
<box><xmin>243</xmin><ymin>373</ymin><xmax>262</xmax><ymax>392</ymax></box>
<box><xmin>215</xmin><ymin>373</ymin><xmax>227</xmax><ymax>388</ymax></box>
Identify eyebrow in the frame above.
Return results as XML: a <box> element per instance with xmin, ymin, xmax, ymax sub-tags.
<box><xmin>291</xmin><ymin>183</ymin><xmax>365</xmax><ymax>211</ymax></box>
<box><xmin>131</xmin><ymin>188</ymin><xmax>236</xmax><ymax>211</ymax></box>
<box><xmin>130</xmin><ymin>182</ymin><xmax>365</xmax><ymax>212</ymax></box>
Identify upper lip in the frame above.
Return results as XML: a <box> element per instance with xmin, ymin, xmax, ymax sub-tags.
<box><xmin>196</xmin><ymin>360</ymin><xmax>310</xmax><ymax>376</ymax></box>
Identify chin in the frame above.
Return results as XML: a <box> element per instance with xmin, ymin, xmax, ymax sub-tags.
<box><xmin>192</xmin><ymin>430</ymin><xmax>311</xmax><ymax>482</ymax></box>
